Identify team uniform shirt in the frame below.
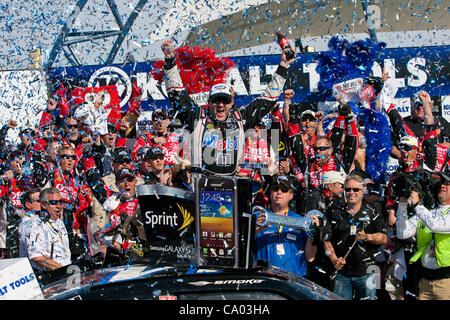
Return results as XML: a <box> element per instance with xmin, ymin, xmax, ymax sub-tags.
<box><xmin>242</xmin><ymin>137</ymin><xmax>271</xmax><ymax>170</ymax></box>
<box><xmin>164</xmin><ymin>60</ymin><xmax>288</xmax><ymax>176</ymax></box>
<box><xmin>308</xmin><ymin>155</ymin><xmax>339</xmax><ymax>189</ymax></box>
<box><xmin>132</xmin><ymin>131</ymin><xmax>184</xmax><ymax>166</ymax></box>
<box><xmin>51</xmin><ymin>169</ymin><xmax>90</xmax><ymax>230</ymax></box>
<box><xmin>95</xmin><ymin>197</ymin><xmax>139</xmax><ymax>250</ymax></box>
<box><xmin>254</xmin><ymin>209</ymin><xmax>309</xmax><ymax>277</ymax></box>
<box><xmin>26</xmin><ymin>217</ymin><xmax>71</xmax><ymax>271</ymax></box>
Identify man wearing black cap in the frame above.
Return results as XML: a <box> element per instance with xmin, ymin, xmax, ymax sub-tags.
<box><xmin>396</xmin><ymin>172</ymin><xmax>450</xmax><ymax>300</ymax></box>
<box><xmin>161</xmin><ymin>39</ymin><xmax>295</xmax><ymax>176</ymax></box>
<box><xmin>254</xmin><ymin>175</ymin><xmax>320</xmax><ymax>278</ymax></box>
<box><xmin>138</xmin><ymin>147</ymin><xmax>172</xmax><ymax>185</ymax></box>
<box><xmin>99</xmin><ymin>147</ymin><xmax>143</xmax><ymax>193</ymax></box>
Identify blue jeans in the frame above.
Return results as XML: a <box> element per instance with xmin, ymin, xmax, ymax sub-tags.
<box><xmin>333</xmin><ymin>273</ymin><xmax>376</xmax><ymax>300</ymax></box>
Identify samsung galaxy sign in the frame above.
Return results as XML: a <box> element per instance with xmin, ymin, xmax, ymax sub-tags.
<box><xmin>45</xmin><ymin>45</ymin><xmax>449</xmax><ymax>112</ymax></box>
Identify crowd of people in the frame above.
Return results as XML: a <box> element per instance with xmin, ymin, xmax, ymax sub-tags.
<box><xmin>0</xmin><ymin>39</ymin><xmax>449</xmax><ymax>301</ymax></box>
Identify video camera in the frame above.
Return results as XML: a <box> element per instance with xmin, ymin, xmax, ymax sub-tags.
<box><xmin>390</xmin><ymin>168</ymin><xmax>441</xmax><ymax>209</ymax></box>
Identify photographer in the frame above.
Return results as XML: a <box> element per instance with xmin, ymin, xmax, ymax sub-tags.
<box><xmin>396</xmin><ymin>172</ymin><xmax>450</xmax><ymax>300</ymax></box>
<box><xmin>323</xmin><ymin>173</ymin><xmax>387</xmax><ymax>300</ymax></box>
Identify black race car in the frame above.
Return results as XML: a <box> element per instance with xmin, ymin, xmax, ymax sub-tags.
<box><xmin>41</xmin><ymin>262</ymin><xmax>342</xmax><ymax>300</ymax></box>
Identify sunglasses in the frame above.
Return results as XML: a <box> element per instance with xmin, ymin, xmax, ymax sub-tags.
<box><xmin>399</xmin><ymin>144</ymin><xmax>416</xmax><ymax>152</ymax></box>
<box><xmin>119</xmin><ymin>176</ymin><xmax>135</xmax><ymax>183</ymax></box>
<box><xmin>108</xmin><ymin>127</ymin><xmax>118</xmax><ymax>134</ymax></box>
<box><xmin>148</xmin><ymin>154</ymin><xmax>165</xmax><ymax>161</ymax></box>
<box><xmin>301</xmin><ymin>116</ymin><xmax>316</xmax><ymax>122</ymax></box>
<box><xmin>46</xmin><ymin>199</ymin><xmax>64</xmax><ymax>205</ymax></box>
<box><xmin>345</xmin><ymin>188</ymin><xmax>362</xmax><ymax>193</ymax></box>
<box><xmin>314</xmin><ymin>146</ymin><xmax>330</xmax><ymax>152</ymax></box>
<box><xmin>60</xmin><ymin>154</ymin><xmax>77</xmax><ymax>160</ymax></box>
<box><xmin>211</xmin><ymin>97</ymin><xmax>231</xmax><ymax>105</ymax></box>
<box><xmin>66</xmin><ymin>124</ymin><xmax>78</xmax><ymax>129</ymax></box>
<box><xmin>152</xmin><ymin>116</ymin><xmax>168</xmax><ymax>122</ymax></box>
<box><xmin>270</xmin><ymin>185</ymin><xmax>291</xmax><ymax>193</ymax></box>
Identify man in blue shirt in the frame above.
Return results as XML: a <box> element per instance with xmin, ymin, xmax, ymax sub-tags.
<box><xmin>254</xmin><ymin>175</ymin><xmax>319</xmax><ymax>277</ymax></box>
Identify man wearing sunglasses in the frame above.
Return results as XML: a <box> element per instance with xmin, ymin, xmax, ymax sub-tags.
<box><xmin>254</xmin><ymin>175</ymin><xmax>320</xmax><ymax>278</ymax></box>
<box><xmin>132</xmin><ymin>109</ymin><xmax>184</xmax><ymax>168</ymax></box>
<box><xmin>46</xmin><ymin>146</ymin><xmax>90</xmax><ymax>255</ymax></box>
<box><xmin>138</xmin><ymin>147</ymin><xmax>172</xmax><ymax>185</ymax></box>
<box><xmin>161</xmin><ymin>39</ymin><xmax>294</xmax><ymax>176</ymax></box>
<box><xmin>93</xmin><ymin>168</ymin><xmax>144</xmax><ymax>261</ymax></box>
<box><xmin>323</xmin><ymin>174</ymin><xmax>387</xmax><ymax>300</ymax></box>
<box><xmin>402</xmin><ymin>90</ymin><xmax>439</xmax><ymax>143</ymax></box>
<box><xmin>288</xmin><ymin>101</ymin><xmax>358</xmax><ymax>214</ymax></box>
<box><xmin>26</xmin><ymin>188</ymin><xmax>71</xmax><ymax>272</ymax></box>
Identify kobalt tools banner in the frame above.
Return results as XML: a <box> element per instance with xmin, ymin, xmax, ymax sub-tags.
<box><xmin>45</xmin><ymin>45</ymin><xmax>449</xmax><ymax>113</ymax></box>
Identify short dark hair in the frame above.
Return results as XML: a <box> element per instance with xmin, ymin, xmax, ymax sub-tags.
<box><xmin>21</xmin><ymin>188</ymin><xmax>41</xmax><ymax>208</ymax></box>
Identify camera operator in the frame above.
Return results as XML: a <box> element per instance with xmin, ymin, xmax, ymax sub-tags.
<box><xmin>323</xmin><ymin>173</ymin><xmax>387</xmax><ymax>300</ymax></box>
<box><xmin>396</xmin><ymin>172</ymin><xmax>450</xmax><ymax>300</ymax></box>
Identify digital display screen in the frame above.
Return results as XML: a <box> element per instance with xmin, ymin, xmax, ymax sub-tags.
<box><xmin>199</xmin><ymin>190</ymin><xmax>235</xmax><ymax>264</ymax></box>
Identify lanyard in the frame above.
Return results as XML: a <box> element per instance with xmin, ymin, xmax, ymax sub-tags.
<box><xmin>273</xmin><ymin>208</ymin><xmax>289</xmax><ymax>236</ymax></box>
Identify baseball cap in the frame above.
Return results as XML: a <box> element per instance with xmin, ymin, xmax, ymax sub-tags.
<box><xmin>399</xmin><ymin>136</ymin><xmax>418</xmax><ymax>148</ymax></box>
<box><xmin>115</xmin><ymin>168</ymin><xmax>135</xmax><ymax>181</ymax></box>
<box><xmin>152</xmin><ymin>109</ymin><xmax>168</xmax><ymax>121</ymax></box>
<box><xmin>271</xmin><ymin>175</ymin><xmax>294</xmax><ymax>191</ymax></box>
<box><xmin>209</xmin><ymin>83</ymin><xmax>232</xmax><ymax>104</ymax></box>
<box><xmin>322</xmin><ymin>170</ymin><xmax>346</xmax><ymax>186</ymax></box>
<box><xmin>145</xmin><ymin>146</ymin><xmax>165</xmax><ymax>159</ymax></box>
<box><xmin>113</xmin><ymin>148</ymin><xmax>131</xmax><ymax>163</ymax></box>
<box><xmin>437</xmin><ymin>171</ymin><xmax>450</xmax><ymax>183</ymax></box>
<box><xmin>300</xmin><ymin>110</ymin><xmax>316</xmax><ymax>120</ymax></box>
